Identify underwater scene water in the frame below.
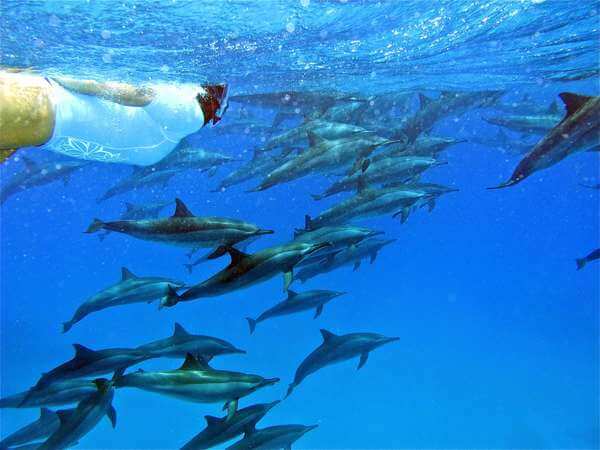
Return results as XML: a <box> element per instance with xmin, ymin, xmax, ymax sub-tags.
<box><xmin>0</xmin><ymin>1</ymin><xmax>599</xmax><ymax>449</ymax></box>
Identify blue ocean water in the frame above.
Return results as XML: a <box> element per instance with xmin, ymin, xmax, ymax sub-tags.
<box><xmin>1</xmin><ymin>1</ymin><xmax>599</xmax><ymax>449</ymax></box>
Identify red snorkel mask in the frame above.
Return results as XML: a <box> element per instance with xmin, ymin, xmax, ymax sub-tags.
<box><xmin>197</xmin><ymin>83</ymin><xmax>229</xmax><ymax>126</ymax></box>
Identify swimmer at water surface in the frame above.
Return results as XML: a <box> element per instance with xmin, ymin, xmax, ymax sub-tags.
<box><xmin>0</xmin><ymin>69</ymin><xmax>228</xmax><ymax>165</ymax></box>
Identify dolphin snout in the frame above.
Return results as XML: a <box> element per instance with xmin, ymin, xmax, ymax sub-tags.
<box><xmin>260</xmin><ymin>377</ymin><xmax>280</xmax><ymax>387</ymax></box>
<box><xmin>383</xmin><ymin>336</ymin><xmax>400</xmax><ymax>344</ymax></box>
<box><xmin>368</xmin><ymin>230</ymin><xmax>385</xmax><ymax>238</ymax></box>
<box><xmin>231</xmin><ymin>347</ymin><xmax>247</xmax><ymax>354</ymax></box>
<box><xmin>304</xmin><ymin>424</ymin><xmax>319</xmax><ymax>433</ymax></box>
<box><xmin>256</xmin><ymin>229</ymin><xmax>275</xmax><ymax>236</ymax></box>
<box><xmin>334</xmin><ymin>291</ymin><xmax>347</xmax><ymax>297</ymax></box>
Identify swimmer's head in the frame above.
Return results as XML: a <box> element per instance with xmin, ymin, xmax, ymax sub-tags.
<box><xmin>197</xmin><ymin>84</ymin><xmax>229</xmax><ymax>126</ymax></box>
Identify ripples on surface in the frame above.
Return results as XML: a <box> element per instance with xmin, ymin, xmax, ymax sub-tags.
<box><xmin>1</xmin><ymin>0</ymin><xmax>598</xmax><ymax>92</ymax></box>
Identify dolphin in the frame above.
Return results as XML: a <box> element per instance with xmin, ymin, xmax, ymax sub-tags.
<box><xmin>468</xmin><ymin>128</ymin><xmax>536</xmax><ymax>156</ymax></box>
<box><xmin>286</xmin><ymin>329</ymin><xmax>399</xmax><ymax>397</ymax></box>
<box><xmin>85</xmin><ymin>198</ymin><xmax>273</xmax><ymax>249</ymax></box>
<box><xmin>393</xmin><ymin>90</ymin><xmax>503</xmax><ymax>143</ymax></box>
<box><xmin>180</xmin><ymin>401</ymin><xmax>280</xmax><ymax>450</ymax></box>
<box><xmin>246</xmin><ymin>289</ymin><xmax>346</xmax><ymax>334</ymax></box>
<box><xmin>62</xmin><ymin>267</ymin><xmax>185</xmax><ymax>332</ymax></box>
<box><xmin>295</xmin><ymin>238</ymin><xmax>397</xmax><ymax>283</ymax></box>
<box><xmin>251</xmin><ymin>133</ymin><xmax>401</xmax><ymax>191</ymax></box>
<box><xmin>390</xmin><ymin>135</ymin><xmax>465</xmax><ymax>158</ymax></box>
<box><xmin>0</xmin><ymin>157</ymin><xmax>86</xmax><ymax>204</ymax></box>
<box><xmin>579</xmin><ymin>182</ymin><xmax>600</xmax><ymax>190</ymax></box>
<box><xmin>575</xmin><ymin>248</ymin><xmax>600</xmax><ymax>271</ymax></box>
<box><xmin>114</xmin><ymin>354</ymin><xmax>279</xmax><ymax>419</ymax></box>
<box><xmin>136</xmin><ymin>322</ymin><xmax>246</xmax><ymax>359</ymax></box>
<box><xmin>379</xmin><ymin>183</ymin><xmax>459</xmax><ymax>214</ymax></box>
<box><xmin>489</xmin><ymin>93</ymin><xmax>600</xmax><ymax>189</ymax></box>
<box><xmin>96</xmin><ymin>168</ymin><xmax>178</xmax><ymax>203</ymax></box>
<box><xmin>151</xmin><ymin>138</ymin><xmax>235</xmax><ymax>172</ymax></box>
<box><xmin>0</xmin><ymin>408</ymin><xmax>60</xmax><ymax>448</ymax></box>
<box><xmin>313</xmin><ymin>156</ymin><xmax>445</xmax><ymax>200</ymax></box>
<box><xmin>319</xmin><ymin>100</ymin><xmax>369</xmax><ymax>123</ymax></box>
<box><xmin>162</xmin><ymin>241</ymin><xmax>331</xmax><ymax>307</ymax></box>
<box><xmin>261</xmin><ymin>119</ymin><xmax>371</xmax><ymax>152</ymax></box>
<box><xmin>213</xmin><ymin>149</ymin><xmax>299</xmax><ymax>192</ymax></box>
<box><xmin>97</xmin><ymin>200</ymin><xmax>172</xmax><ymax>241</ymax></box>
<box><xmin>482</xmin><ymin>110</ymin><xmax>562</xmax><ymax>135</ymax></box>
<box><xmin>304</xmin><ymin>184</ymin><xmax>429</xmax><ymax>230</ymax></box>
<box><xmin>494</xmin><ymin>96</ymin><xmax>560</xmax><ymax>115</ymax></box>
<box><xmin>292</xmin><ymin>225</ymin><xmax>382</xmax><ymax>267</ymax></box>
<box><xmin>37</xmin><ymin>378</ymin><xmax>116</xmax><ymax>450</ymax></box>
<box><xmin>32</xmin><ymin>344</ymin><xmax>150</xmax><ymax>389</ymax></box>
<box><xmin>229</xmin><ymin>91</ymin><xmax>356</xmax><ymax>117</ymax></box>
<box><xmin>0</xmin><ymin>379</ymin><xmax>98</xmax><ymax>409</ymax></box>
<box><xmin>226</xmin><ymin>424</ymin><xmax>318</xmax><ymax>450</ymax></box>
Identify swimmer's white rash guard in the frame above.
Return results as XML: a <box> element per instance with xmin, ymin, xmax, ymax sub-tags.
<box><xmin>46</xmin><ymin>81</ymin><xmax>212</xmax><ymax>166</ymax></box>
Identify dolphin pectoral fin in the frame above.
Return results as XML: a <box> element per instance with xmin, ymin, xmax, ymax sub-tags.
<box><xmin>369</xmin><ymin>252</ymin><xmax>378</xmax><ymax>264</ymax></box>
<box><xmin>353</xmin><ymin>261</ymin><xmax>361</xmax><ymax>271</ymax></box>
<box><xmin>224</xmin><ymin>398</ymin><xmax>238</xmax><ymax>421</ymax></box>
<box><xmin>314</xmin><ymin>304</ymin><xmax>324</xmax><ymax>319</ymax></box>
<box><xmin>106</xmin><ymin>405</ymin><xmax>117</xmax><ymax>428</ymax></box>
<box><xmin>186</xmin><ymin>247</ymin><xmax>200</xmax><ymax>259</ymax></box>
<box><xmin>427</xmin><ymin>198</ymin><xmax>436</xmax><ymax>212</ymax></box>
<box><xmin>283</xmin><ymin>271</ymin><xmax>293</xmax><ymax>291</ymax></box>
<box><xmin>392</xmin><ymin>208</ymin><xmax>410</xmax><ymax>224</ymax></box>
<box><xmin>357</xmin><ymin>352</ymin><xmax>369</xmax><ymax>370</ymax></box>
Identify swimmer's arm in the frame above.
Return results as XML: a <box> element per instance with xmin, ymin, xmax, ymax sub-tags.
<box><xmin>52</xmin><ymin>76</ymin><xmax>156</xmax><ymax>107</ymax></box>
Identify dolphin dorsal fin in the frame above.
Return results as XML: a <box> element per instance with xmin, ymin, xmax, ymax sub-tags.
<box><xmin>173</xmin><ymin>198</ymin><xmax>194</xmax><ymax>218</ymax></box>
<box><xmin>547</xmin><ymin>100</ymin><xmax>558</xmax><ymax>114</ymax></box>
<box><xmin>205</xmin><ymin>415</ymin><xmax>221</xmax><ymax>426</ymax></box>
<box><xmin>121</xmin><ymin>267</ymin><xmax>136</xmax><ymax>281</ymax></box>
<box><xmin>73</xmin><ymin>344</ymin><xmax>98</xmax><ymax>361</ymax></box>
<box><xmin>559</xmin><ymin>93</ymin><xmax>592</xmax><ymax>118</ymax></box>
<box><xmin>418</xmin><ymin>93</ymin><xmax>433</xmax><ymax>110</ymax></box>
<box><xmin>179</xmin><ymin>353</ymin><xmax>210</xmax><ymax>371</ymax></box>
<box><xmin>173</xmin><ymin>322</ymin><xmax>189</xmax><ymax>338</ymax></box>
<box><xmin>320</xmin><ymin>329</ymin><xmax>337</xmax><ymax>343</ymax></box>
<box><xmin>287</xmin><ymin>289</ymin><xmax>298</xmax><ymax>298</ymax></box>
<box><xmin>40</xmin><ymin>407</ymin><xmax>55</xmax><ymax>420</ymax></box>
<box><xmin>307</xmin><ymin>131</ymin><xmax>326</xmax><ymax>148</ymax></box>
<box><xmin>56</xmin><ymin>409</ymin><xmax>76</xmax><ymax>425</ymax></box>
<box><xmin>225</xmin><ymin>246</ymin><xmax>249</xmax><ymax>267</ymax></box>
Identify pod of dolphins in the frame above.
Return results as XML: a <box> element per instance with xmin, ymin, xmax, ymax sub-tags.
<box><xmin>1</xmin><ymin>86</ymin><xmax>598</xmax><ymax>449</ymax></box>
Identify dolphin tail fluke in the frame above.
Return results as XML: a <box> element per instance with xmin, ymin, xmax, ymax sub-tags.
<box><xmin>576</xmin><ymin>258</ymin><xmax>587</xmax><ymax>271</ymax></box>
<box><xmin>85</xmin><ymin>218</ymin><xmax>104</xmax><ymax>234</ymax></box>
<box><xmin>285</xmin><ymin>383</ymin><xmax>296</xmax><ymax>399</ymax></box>
<box><xmin>246</xmin><ymin>317</ymin><xmax>257</xmax><ymax>335</ymax></box>
<box><xmin>487</xmin><ymin>177</ymin><xmax>520</xmax><ymax>190</ymax></box>
<box><xmin>62</xmin><ymin>320</ymin><xmax>74</xmax><ymax>334</ymax></box>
